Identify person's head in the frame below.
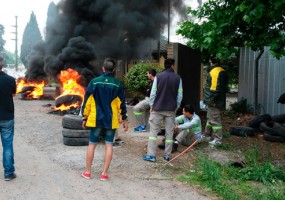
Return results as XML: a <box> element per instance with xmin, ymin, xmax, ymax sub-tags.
<box><xmin>102</xmin><ymin>58</ymin><xmax>116</xmax><ymax>73</ymax></box>
<box><xmin>164</xmin><ymin>58</ymin><xmax>175</xmax><ymax>69</ymax></box>
<box><xmin>183</xmin><ymin>104</ymin><xmax>195</xmax><ymax>118</ymax></box>
<box><xmin>209</xmin><ymin>57</ymin><xmax>220</xmax><ymax>67</ymax></box>
<box><xmin>0</xmin><ymin>55</ymin><xmax>4</xmax><ymax>70</ymax></box>
<box><xmin>147</xmin><ymin>69</ymin><xmax>156</xmax><ymax>80</ymax></box>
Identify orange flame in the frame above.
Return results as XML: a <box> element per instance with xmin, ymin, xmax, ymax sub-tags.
<box><xmin>55</xmin><ymin>68</ymin><xmax>86</xmax><ymax>111</ymax></box>
<box><xmin>16</xmin><ymin>78</ymin><xmax>45</xmax><ymax>99</ymax></box>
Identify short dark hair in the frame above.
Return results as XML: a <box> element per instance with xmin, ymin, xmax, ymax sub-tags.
<box><xmin>148</xmin><ymin>69</ymin><xmax>156</xmax><ymax>76</ymax></box>
<box><xmin>103</xmin><ymin>58</ymin><xmax>116</xmax><ymax>72</ymax></box>
<box><xmin>210</xmin><ymin>57</ymin><xmax>220</xmax><ymax>65</ymax></box>
<box><xmin>184</xmin><ymin>104</ymin><xmax>195</xmax><ymax>114</ymax></box>
<box><xmin>164</xmin><ymin>58</ymin><xmax>175</xmax><ymax>69</ymax></box>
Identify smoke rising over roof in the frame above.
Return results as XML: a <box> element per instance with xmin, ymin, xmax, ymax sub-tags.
<box><xmin>26</xmin><ymin>0</ymin><xmax>186</xmax><ymax>85</ymax></box>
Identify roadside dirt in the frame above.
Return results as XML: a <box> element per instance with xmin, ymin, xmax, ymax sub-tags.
<box><xmin>0</xmin><ymin>96</ymin><xmax>214</xmax><ymax>200</ymax></box>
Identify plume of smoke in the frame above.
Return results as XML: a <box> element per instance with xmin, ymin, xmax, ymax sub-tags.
<box><xmin>26</xmin><ymin>0</ymin><xmax>186</xmax><ymax>85</ymax></box>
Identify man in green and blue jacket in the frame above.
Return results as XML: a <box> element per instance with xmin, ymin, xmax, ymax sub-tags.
<box><xmin>81</xmin><ymin>58</ymin><xmax>128</xmax><ymax>181</ymax></box>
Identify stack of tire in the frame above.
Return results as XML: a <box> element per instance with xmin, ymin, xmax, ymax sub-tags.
<box><xmin>62</xmin><ymin>114</ymin><xmax>89</xmax><ymax>146</ymax></box>
<box><xmin>229</xmin><ymin>114</ymin><xmax>285</xmax><ymax>143</ymax></box>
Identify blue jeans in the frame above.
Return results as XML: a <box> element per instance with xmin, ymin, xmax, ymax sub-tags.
<box><xmin>0</xmin><ymin>120</ymin><xmax>15</xmax><ymax>177</ymax></box>
<box><xmin>89</xmin><ymin>127</ymin><xmax>116</xmax><ymax>144</ymax></box>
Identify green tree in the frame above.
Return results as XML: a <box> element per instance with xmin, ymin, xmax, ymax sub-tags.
<box><xmin>20</xmin><ymin>12</ymin><xmax>43</xmax><ymax>67</ymax></box>
<box><xmin>3</xmin><ymin>50</ymin><xmax>15</xmax><ymax>65</ymax></box>
<box><xmin>0</xmin><ymin>24</ymin><xmax>5</xmax><ymax>54</ymax></box>
<box><xmin>124</xmin><ymin>62</ymin><xmax>162</xmax><ymax>96</ymax></box>
<box><xmin>45</xmin><ymin>2</ymin><xmax>58</xmax><ymax>41</ymax></box>
<box><xmin>177</xmin><ymin>0</ymin><xmax>285</xmax><ymax>60</ymax></box>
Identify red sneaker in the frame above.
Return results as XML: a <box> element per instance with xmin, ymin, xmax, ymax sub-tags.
<box><xmin>100</xmin><ymin>174</ymin><xmax>109</xmax><ymax>181</ymax></box>
<box><xmin>81</xmin><ymin>172</ymin><xmax>91</xmax><ymax>179</ymax></box>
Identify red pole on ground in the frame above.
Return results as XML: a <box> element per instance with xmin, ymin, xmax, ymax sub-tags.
<box><xmin>163</xmin><ymin>140</ymin><xmax>198</xmax><ymax>166</ymax></box>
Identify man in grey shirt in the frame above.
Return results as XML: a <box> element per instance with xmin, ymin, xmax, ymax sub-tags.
<box><xmin>143</xmin><ymin>59</ymin><xmax>183</xmax><ymax>162</ymax></box>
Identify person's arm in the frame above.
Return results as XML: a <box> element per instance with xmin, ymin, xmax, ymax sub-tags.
<box><xmin>178</xmin><ymin>119</ymin><xmax>198</xmax><ymax>130</ymax></box>
<box><xmin>12</xmin><ymin>78</ymin><xmax>16</xmax><ymax>96</ymax></box>
<box><xmin>118</xmin><ymin>84</ymin><xmax>128</xmax><ymax>132</ymax></box>
<box><xmin>81</xmin><ymin>82</ymin><xmax>93</xmax><ymax>129</ymax></box>
<box><xmin>149</xmin><ymin>77</ymin><xmax>157</xmax><ymax>112</ymax></box>
<box><xmin>176</xmin><ymin>78</ymin><xmax>183</xmax><ymax>109</ymax></box>
<box><xmin>82</xmin><ymin>96</ymin><xmax>92</xmax><ymax>129</ymax></box>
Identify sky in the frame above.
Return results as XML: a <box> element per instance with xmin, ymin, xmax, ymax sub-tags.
<box><xmin>0</xmin><ymin>0</ymin><xmax>60</xmax><ymax>53</ymax></box>
<box><xmin>0</xmin><ymin>0</ymin><xmax>198</xmax><ymax>54</ymax></box>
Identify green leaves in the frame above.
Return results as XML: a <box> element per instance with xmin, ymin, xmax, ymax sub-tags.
<box><xmin>123</xmin><ymin>62</ymin><xmax>162</xmax><ymax>96</ymax></box>
<box><xmin>177</xmin><ymin>0</ymin><xmax>285</xmax><ymax>60</ymax></box>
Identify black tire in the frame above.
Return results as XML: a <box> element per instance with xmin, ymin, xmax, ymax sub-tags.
<box><xmin>62</xmin><ymin>114</ymin><xmax>83</xmax><ymax>130</ymax></box>
<box><xmin>20</xmin><ymin>86</ymin><xmax>36</xmax><ymax>93</ymax></box>
<box><xmin>247</xmin><ymin>114</ymin><xmax>272</xmax><ymax>128</ymax></box>
<box><xmin>263</xmin><ymin>133</ymin><xmax>285</xmax><ymax>143</ymax></box>
<box><xmin>272</xmin><ymin>123</ymin><xmax>285</xmax><ymax>137</ymax></box>
<box><xmin>63</xmin><ymin>137</ymin><xmax>89</xmax><ymax>146</ymax></box>
<box><xmin>229</xmin><ymin>126</ymin><xmax>257</xmax><ymax>137</ymax></box>
<box><xmin>62</xmin><ymin>128</ymin><xmax>89</xmax><ymax>138</ymax></box>
<box><xmin>259</xmin><ymin>122</ymin><xmax>279</xmax><ymax>135</ymax></box>
<box><xmin>272</xmin><ymin>114</ymin><xmax>285</xmax><ymax>124</ymax></box>
<box><xmin>55</xmin><ymin>94</ymin><xmax>82</xmax><ymax>108</ymax></box>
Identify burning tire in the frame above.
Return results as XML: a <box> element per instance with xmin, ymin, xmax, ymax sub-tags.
<box><xmin>62</xmin><ymin>114</ymin><xmax>83</xmax><ymax>130</ymax></box>
<box><xmin>55</xmin><ymin>94</ymin><xmax>82</xmax><ymax>108</ymax></box>
<box><xmin>20</xmin><ymin>86</ymin><xmax>37</xmax><ymax>99</ymax></box>
<box><xmin>229</xmin><ymin>126</ymin><xmax>257</xmax><ymax>137</ymax></box>
<box><xmin>62</xmin><ymin>128</ymin><xmax>89</xmax><ymax>138</ymax></box>
<box><xmin>63</xmin><ymin>137</ymin><xmax>89</xmax><ymax>146</ymax></box>
<box><xmin>20</xmin><ymin>86</ymin><xmax>36</xmax><ymax>93</ymax></box>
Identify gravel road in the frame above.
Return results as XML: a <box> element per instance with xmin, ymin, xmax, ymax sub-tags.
<box><xmin>0</xmin><ymin>96</ymin><xmax>214</xmax><ymax>200</ymax></box>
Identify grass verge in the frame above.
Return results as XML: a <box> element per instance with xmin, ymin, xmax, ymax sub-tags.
<box><xmin>177</xmin><ymin>146</ymin><xmax>285</xmax><ymax>200</ymax></box>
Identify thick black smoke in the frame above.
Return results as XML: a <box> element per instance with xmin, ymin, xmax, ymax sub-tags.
<box><xmin>26</xmin><ymin>0</ymin><xmax>186</xmax><ymax>85</ymax></box>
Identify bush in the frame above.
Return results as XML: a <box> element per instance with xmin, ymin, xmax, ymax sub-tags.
<box><xmin>124</xmin><ymin>62</ymin><xmax>163</xmax><ymax>96</ymax></box>
<box><xmin>229</xmin><ymin>98</ymin><xmax>253</xmax><ymax>114</ymax></box>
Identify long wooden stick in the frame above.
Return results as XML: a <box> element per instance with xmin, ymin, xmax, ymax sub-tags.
<box><xmin>163</xmin><ymin>140</ymin><xmax>198</xmax><ymax>166</ymax></box>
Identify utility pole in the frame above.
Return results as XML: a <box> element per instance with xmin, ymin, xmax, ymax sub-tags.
<box><xmin>11</xmin><ymin>16</ymin><xmax>18</xmax><ymax>71</ymax></box>
<box><xmin>167</xmin><ymin>0</ymin><xmax>170</xmax><ymax>44</ymax></box>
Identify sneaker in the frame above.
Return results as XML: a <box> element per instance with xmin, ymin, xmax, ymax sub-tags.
<box><xmin>115</xmin><ymin>138</ymin><xmax>125</xmax><ymax>143</ymax></box>
<box><xmin>81</xmin><ymin>172</ymin><xmax>91</xmax><ymax>179</ymax></box>
<box><xmin>142</xmin><ymin>155</ymin><xmax>156</xmax><ymax>162</ymax></box>
<box><xmin>113</xmin><ymin>142</ymin><xmax>122</xmax><ymax>148</ymax></box>
<box><xmin>100</xmin><ymin>174</ymin><xmax>109</xmax><ymax>181</ymax></box>
<box><xmin>134</xmin><ymin>125</ymin><xmax>142</xmax><ymax>132</ymax></box>
<box><xmin>140</xmin><ymin>125</ymin><xmax>147</xmax><ymax>132</ymax></box>
<box><xmin>163</xmin><ymin>156</ymin><xmax>170</xmax><ymax>162</ymax></box>
<box><xmin>172</xmin><ymin>143</ymin><xmax>178</xmax><ymax>153</ymax></box>
<box><xmin>201</xmin><ymin>135</ymin><xmax>211</xmax><ymax>142</ymax></box>
<box><xmin>4</xmin><ymin>173</ymin><xmax>16</xmax><ymax>181</ymax></box>
<box><xmin>209</xmin><ymin>139</ymin><xmax>222</xmax><ymax>146</ymax></box>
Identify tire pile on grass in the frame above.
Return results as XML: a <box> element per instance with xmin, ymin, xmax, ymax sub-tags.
<box><xmin>62</xmin><ymin>114</ymin><xmax>89</xmax><ymax>146</ymax></box>
<box><xmin>229</xmin><ymin>114</ymin><xmax>285</xmax><ymax>143</ymax></box>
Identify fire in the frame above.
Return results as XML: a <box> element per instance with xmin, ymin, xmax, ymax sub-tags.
<box><xmin>55</xmin><ymin>68</ymin><xmax>86</xmax><ymax>111</ymax></box>
<box><xmin>16</xmin><ymin>78</ymin><xmax>45</xmax><ymax>99</ymax></box>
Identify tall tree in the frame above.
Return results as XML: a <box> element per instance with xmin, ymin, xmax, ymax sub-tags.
<box><xmin>45</xmin><ymin>1</ymin><xmax>58</xmax><ymax>41</ymax></box>
<box><xmin>20</xmin><ymin>12</ymin><xmax>43</xmax><ymax>67</ymax></box>
<box><xmin>0</xmin><ymin>24</ymin><xmax>5</xmax><ymax>54</ymax></box>
<box><xmin>177</xmin><ymin>0</ymin><xmax>285</xmax><ymax>60</ymax></box>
